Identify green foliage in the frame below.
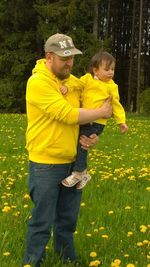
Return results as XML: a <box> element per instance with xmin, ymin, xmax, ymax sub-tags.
<box><xmin>0</xmin><ymin>0</ymin><xmax>150</xmax><ymax>112</ymax></box>
<box><xmin>139</xmin><ymin>88</ymin><xmax>150</xmax><ymax>115</ymax></box>
<box><xmin>0</xmin><ymin>0</ymin><xmax>37</xmax><ymax>113</ymax></box>
<box><xmin>0</xmin><ymin>79</ymin><xmax>16</xmax><ymax>112</ymax></box>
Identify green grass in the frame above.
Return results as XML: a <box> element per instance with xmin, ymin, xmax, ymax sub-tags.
<box><xmin>0</xmin><ymin>114</ymin><xmax>150</xmax><ymax>267</ymax></box>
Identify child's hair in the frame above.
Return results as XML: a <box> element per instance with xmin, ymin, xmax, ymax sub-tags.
<box><xmin>90</xmin><ymin>51</ymin><xmax>115</xmax><ymax>75</ymax></box>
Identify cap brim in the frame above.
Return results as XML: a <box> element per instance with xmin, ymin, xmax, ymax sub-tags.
<box><xmin>54</xmin><ymin>48</ymin><xmax>82</xmax><ymax>57</ymax></box>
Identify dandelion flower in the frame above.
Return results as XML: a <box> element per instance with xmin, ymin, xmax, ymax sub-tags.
<box><xmin>3</xmin><ymin>252</ymin><xmax>10</xmax><ymax>256</ymax></box>
<box><xmin>86</xmin><ymin>233</ymin><xmax>92</xmax><ymax>237</ymax></box>
<box><xmin>143</xmin><ymin>239</ymin><xmax>149</xmax><ymax>245</ymax></box>
<box><xmin>127</xmin><ymin>231</ymin><xmax>133</xmax><ymax>237</ymax></box>
<box><xmin>90</xmin><ymin>252</ymin><xmax>97</xmax><ymax>257</ymax></box>
<box><xmin>2</xmin><ymin>206</ymin><xmax>11</xmax><ymax>212</ymax></box>
<box><xmin>137</xmin><ymin>242</ymin><xmax>143</xmax><ymax>247</ymax></box>
<box><xmin>24</xmin><ymin>194</ymin><xmax>30</xmax><ymax>200</ymax></box>
<box><xmin>101</xmin><ymin>234</ymin><xmax>108</xmax><ymax>239</ymax></box>
<box><xmin>125</xmin><ymin>206</ymin><xmax>131</xmax><ymax>210</ymax></box>
<box><xmin>140</xmin><ymin>225</ymin><xmax>147</xmax><ymax>233</ymax></box>
<box><xmin>114</xmin><ymin>259</ymin><xmax>121</xmax><ymax>265</ymax></box>
<box><xmin>108</xmin><ymin>210</ymin><xmax>114</xmax><ymax>215</ymax></box>
<box><xmin>89</xmin><ymin>260</ymin><xmax>101</xmax><ymax>266</ymax></box>
<box><xmin>99</xmin><ymin>227</ymin><xmax>105</xmax><ymax>230</ymax></box>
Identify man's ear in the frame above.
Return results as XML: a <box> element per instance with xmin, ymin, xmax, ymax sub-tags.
<box><xmin>46</xmin><ymin>52</ymin><xmax>54</xmax><ymax>62</ymax></box>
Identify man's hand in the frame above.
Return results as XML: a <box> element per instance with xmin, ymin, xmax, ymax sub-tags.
<box><xmin>79</xmin><ymin>133</ymin><xmax>99</xmax><ymax>150</ymax></box>
<box><xmin>100</xmin><ymin>96</ymin><xmax>112</xmax><ymax>119</ymax></box>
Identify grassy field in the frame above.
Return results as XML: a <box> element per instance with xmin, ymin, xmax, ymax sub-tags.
<box><xmin>0</xmin><ymin>114</ymin><xmax>150</xmax><ymax>267</ymax></box>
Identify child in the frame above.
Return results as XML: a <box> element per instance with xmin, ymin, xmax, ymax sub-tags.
<box><xmin>61</xmin><ymin>51</ymin><xmax>128</xmax><ymax>189</ymax></box>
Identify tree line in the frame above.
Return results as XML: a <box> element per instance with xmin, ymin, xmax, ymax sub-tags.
<box><xmin>0</xmin><ymin>0</ymin><xmax>150</xmax><ymax>113</ymax></box>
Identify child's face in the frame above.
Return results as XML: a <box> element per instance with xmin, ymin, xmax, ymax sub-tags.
<box><xmin>93</xmin><ymin>60</ymin><xmax>115</xmax><ymax>82</ymax></box>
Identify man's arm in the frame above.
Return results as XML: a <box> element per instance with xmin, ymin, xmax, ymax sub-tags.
<box><xmin>78</xmin><ymin>97</ymin><xmax>112</xmax><ymax>124</ymax></box>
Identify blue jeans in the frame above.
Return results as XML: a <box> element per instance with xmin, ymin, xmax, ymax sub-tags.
<box><xmin>22</xmin><ymin>161</ymin><xmax>82</xmax><ymax>267</ymax></box>
<box><xmin>74</xmin><ymin>123</ymin><xmax>105</xmax><ymax>172</ymax></box>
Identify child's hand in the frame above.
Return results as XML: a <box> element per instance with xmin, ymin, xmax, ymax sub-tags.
<box><xmin>60</xmin><ymin>85</ymin><xmax>68</xmax><ymax>96</ymax></box>
<box><xmin>120</xmin><ymin>123</ymin><xmax>128</xmax><ymax>133</ymax></box>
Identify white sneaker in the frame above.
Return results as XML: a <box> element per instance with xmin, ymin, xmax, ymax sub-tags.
<box><xmin>76</xmin><ymin>172</ymin><xmax>91</xmax><ymax>190</ymax></box>
<box><xmin>62</xmin><ymin>172</ymin><xmax>83</xmax><ymax>187</ymax></box>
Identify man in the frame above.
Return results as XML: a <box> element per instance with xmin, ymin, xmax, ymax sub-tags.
<box><xmin>23</xmin><ymin>33</ymin><xmax>112</xmax><ymax>267</ymax></box>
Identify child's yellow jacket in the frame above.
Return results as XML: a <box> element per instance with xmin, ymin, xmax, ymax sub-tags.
<box><xmin>80</xmin><ymin>73</ymin><xmax>126</xmax><ymax>125</ymax></box>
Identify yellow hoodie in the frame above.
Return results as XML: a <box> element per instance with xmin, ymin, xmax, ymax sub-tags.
<box><xmin>26</xmin><ymin>59</ymin><xmax>81</xmax><ymax>164</ymax></box>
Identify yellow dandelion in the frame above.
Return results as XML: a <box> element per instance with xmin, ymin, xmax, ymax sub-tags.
<box><xmin>111</xmin><ymin>262</ymin><xmax>118</xmax><ymax>267</ymax></box>
<box><xmin>81</xmin><ymin>202</ymin><xmax>86</xmax><ymax>207</ymax></box>
<box><xmin>127</xmin><ymin>231</ymin><xmax>133</xmax><ymax>237</ymax></box>
<box><xmin>23</xmin><ymin>265</ymin><xmax>32</xmax><ymax>267</ymax></box>
<box><xmin>147</xmin><ymin>255</ymin><xmax>150</xmax><ymax>260</ymax></box>
<box><xmin>140</xmin><ymin>225</ymin><xmax>147</xmax><ymax>233</ymax></box>
<box><xmin>13</xmin><ymin>211</ymin><xmax>20</xmax><ymax>217</ymax></box>
<box><xmin>108</xmin><ymin>210</ymin><xmax>114</xmax><ymax>215</ymax></box>
<box><xmin>3</xmin><ymin>252</ymin><xmax>10</xmax><ymax>256</ymax></box>
<box><xmin>99</xmin><ymin>227</ymin><xmax>105</xmax><ymax>230</ymax></box>
<box><xmin>126</xmin><ymin>264</ymin><xmax>135</xmax><ymax>267</ymax></box>
<box><xmin>89</xmin><ymin>260</ymin><xmax>101</xmax><ymax>266</ymax></box>
<box><xmin>125</xmin><ymin>206</ymin><xmax>131</xmax><ymax>210</ymax></box>
<box><xmin>86</xmin><ymin>233</ymin><xmax>92</xmax><ymax>237</ymax></box>
<box><xmin>23</xmin><ymin>204</ymin><xmax>29</xmax><ymax>208</ymax></box>
<box><xmin>90</xmin><ymin>252</ymin><xmax>97</xmax><ymax>257</ymax></box>
<box><xmin>137</xmin><ymin>242</ymin><xmax>143</xmax><ymax>247</ymax></box>
<box><xmin>11</xmin><ymin>205</ymin><xmax>17</xmax><ymax>209</ymax></box>
<box><xmin>124</xmin><ymin>254</ymin><xmax>129</xmax><ymax>258</ymax></box>
<box><xmin>2</xmin><ymin>206</ymin><xmax>11</xmax><ymax>213</ymax></box>
<box><xmin>24</xmin><ymin>194</ymin><xmax>30</xmax><ymax>199</ymax></box>
<box><xmin>146</xmin><ymin>187</ymin><xmax>150</xmax><ymax>192</ymax></box>
<box><xmin>147</xmin><ymin>264</ymin><xmax>150</xmax><ymax>267</ymax></box>
<box><xmin>114</xmin><ymin>259</ymin><xmax>121</xmax><ymax>265</ymax></box>
<box><xmin>101</xmin><ymin>234</ymin><xmax>108</xmax><ymax>239</ymax></box>
<box><xmin>143</xmin><ymin>240</ymin><xmax>149</xmax><ymax>245</ymax></box>
<box><xmin>140</xmin><ymin>206</ymin><xmax>146</xmax><ymax>209</ymax></box>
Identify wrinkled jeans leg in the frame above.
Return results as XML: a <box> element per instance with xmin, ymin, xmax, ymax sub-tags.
<box><xmin>53</xmin><ymin>186</ymin><xmax>82</xmax><ymax>262</ymax></box>
<box><xmin>22</xmin><ymin>161</ymin><xmax>73</xmax><ymax>267</ymax></box>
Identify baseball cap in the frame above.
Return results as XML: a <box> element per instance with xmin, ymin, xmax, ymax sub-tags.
<box><xmin>44</xmin><ymin>33</ymin><xmax>82</xmax><ymax>57</ymax></box>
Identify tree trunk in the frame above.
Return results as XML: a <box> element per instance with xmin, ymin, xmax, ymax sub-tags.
<box><xmin>93</xmin><ymin>1</ymin><xmax>98</xmax><ymax>38</ymax></box>
<box><xmin>136</xmin><ymin>0</ymin><xmax>143</xmax><ymax>113</ymax></box>
<box><xmin>127</xmin><ymin>0</ymin><xmax>136</xmax><ymax>111</ymax></box>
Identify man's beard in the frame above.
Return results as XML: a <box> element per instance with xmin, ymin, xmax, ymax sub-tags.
<box><xmin>51</xmin><ymin>65</ymin><xmax>71</xmax><ymax>80</ymax></box>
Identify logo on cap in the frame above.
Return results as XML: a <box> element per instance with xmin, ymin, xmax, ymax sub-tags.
<box><xmin>63</xmin><ymin>50</ymin><xmax>72</xmax><ymax>56</ymax></box>
<box><xmin>59</xmin><ymin>39</ymin><xmax>74</xmax><ymax>49</ymax></box>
